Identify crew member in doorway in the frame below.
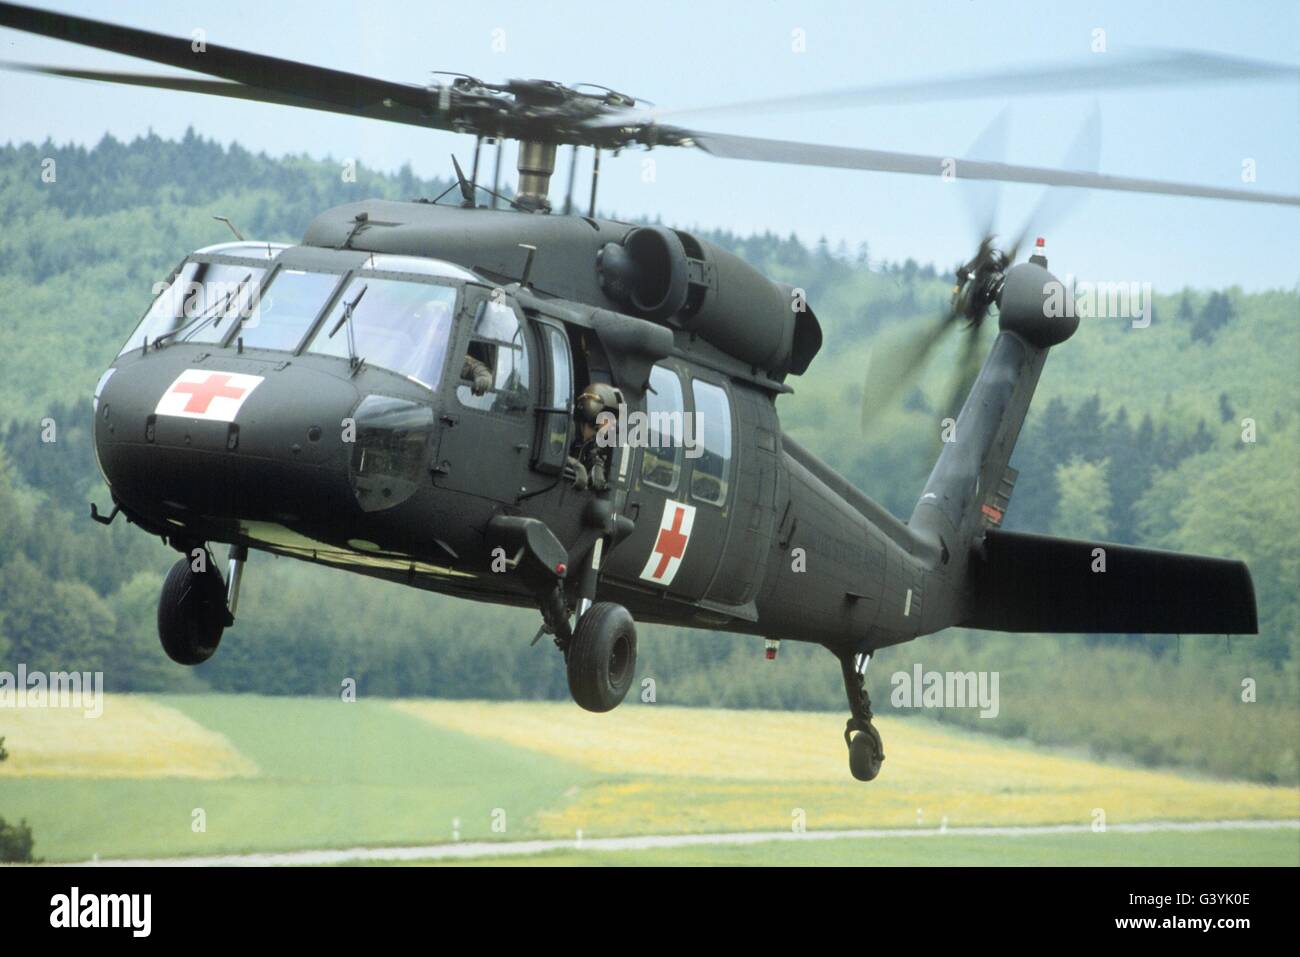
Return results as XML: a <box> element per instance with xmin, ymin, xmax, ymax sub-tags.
<box><xmin>567</xmin><ymin>382</ymin><xmax>622</xmax><ymax>491</ymax></box>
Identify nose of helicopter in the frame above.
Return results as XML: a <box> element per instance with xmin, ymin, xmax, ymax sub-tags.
<box><xmin>93</xmin><ymin>352</ymin><xmax>365</xmax><ymax>530</ymax></box>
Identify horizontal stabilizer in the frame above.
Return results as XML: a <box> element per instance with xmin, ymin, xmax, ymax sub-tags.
<box><xmin>962</xmin><ymin>529</ymin><xmax>1257</xmax><ymax>634</ymax></box>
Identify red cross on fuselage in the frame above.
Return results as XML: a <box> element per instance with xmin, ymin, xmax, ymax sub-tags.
<box><xmin>171</xmin><ymin>373</ymin><xmax>247</xmax><ymax>414</ymax></box>
<box><xmin>652</xmin><ymin>505</ymin><xmax>689</xmax><ymax>579</ymax></box>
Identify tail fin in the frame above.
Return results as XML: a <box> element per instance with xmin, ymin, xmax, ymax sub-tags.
<box><xmin>908</xmin><ymin>261</ymin><xmax>1258</xmax><ymax>636</ymax></box>
<box><xmin>910</xmin><ymin>262</ymin><xmax>1074</xmax><ymax>559</ymax></box>
<box><xmin>908</xmin><ymin>326</ymin><xmax>1048</xmax><ymax>556</ymax></box>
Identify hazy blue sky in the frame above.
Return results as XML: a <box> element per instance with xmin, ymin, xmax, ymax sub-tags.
<box><xmin>2</xmin><ymin>0</ymin><xmax>1297</xmax><ymax>290</ymax></box>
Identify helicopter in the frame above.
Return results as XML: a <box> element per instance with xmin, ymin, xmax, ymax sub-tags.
<box><xmin>1</xmin><ymin>3</ymin><xmax>1282</xmax><ymax>781</ymax></box>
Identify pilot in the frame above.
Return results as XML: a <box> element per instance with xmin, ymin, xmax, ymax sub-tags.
<box><xmin>461</xmin><ymin>352</ymin><xmax>493</xmax><ymax>395</ymax></box>
<box><xmin>566</xmin><ymin>382</ymin><xmax>622</xmax><ymax>491</ymax></box>
<box><xmin>410</xmin><ymin>297</ymin><xmax>493</xmax><ymax>395</ymax></box>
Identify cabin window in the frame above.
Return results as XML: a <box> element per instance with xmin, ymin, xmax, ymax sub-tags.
<box><xmin>120</xmin><ymin>260</ymin><xmax>267</xmax><ymax>354</ymax></box>
<box><xmin>308</xmin><ymin>276</ymin><xmax>458</xmax><ymax>388</ymax></box>
<box><xmin>457</xmin><ymin>298</ymin><xmax>531</xmax><ymax>413</ymax></box>
<box><xmin>689</xmin><ymin>379</ymin><xmax>732</xmax><ymax>506</ymax></box>
<box><xmin>234</xmin><ymin>268</ymin><xmax>342</xmax><ymax>352</ymax></box>
<box><xmin>641</xmin><ymin>364</ymin><xmax>684</xmax><ymax>492</ymax></box>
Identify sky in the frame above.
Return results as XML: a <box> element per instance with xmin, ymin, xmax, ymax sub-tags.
<box><xmin>1</xmin><ymin>0</ymin><xmax>1297</xmax><ymax>291</ymax></box>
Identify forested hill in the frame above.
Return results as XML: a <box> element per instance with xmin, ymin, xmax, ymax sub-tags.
<box><xmin>0</xmin><ymin>132</ymin><xmax>1296</xmax><ymax>785</ymax></box>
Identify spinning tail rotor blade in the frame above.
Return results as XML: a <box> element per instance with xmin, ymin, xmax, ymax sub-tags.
<box><xmin>1007</xmin><ymin>101</ymin><xmax>1103</xmax><ymax>260</ymax></box>
<box><xmin>960</xmin><ymin>108</ymin><xmax>1012</xmax><ymax>244</ymax></box>
<box><xmin>860</xmin><ymin>310</ymin><xmax>960</xmax><ymax>431</ymax></box>
<box><xmin>941</xmin><ymin>320</ymin><xmax>989</xmax><ymax>425</ymax></box>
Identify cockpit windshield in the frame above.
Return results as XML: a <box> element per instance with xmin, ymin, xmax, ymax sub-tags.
<box><xmin>119</xmin><ymin>260</ymin><xmax>267</xmax><ymax>355</ymax></box>
<box><xmin>307</xmin><ymin>276</ymin><xmax>458</xmax><ymax>390</ymax></box>
<box><xmin>236</xmin><ymin>268</ymin><xmax>341</xmax><ymax>352</ymax></box>
<box><xmin>123</xmin><ymin>251</ymin><xmax>467</xmax><ymax>392</ymax></box>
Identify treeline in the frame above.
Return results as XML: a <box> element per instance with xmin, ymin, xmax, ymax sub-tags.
<box><xmin>0</xmin><ymin>130</ymin><xmax>451</xmax><ymax>251</ymax></box>
<box><xmin>0</xmin><ymin>131</ymin><xmax>1295</xmax><ymax>785</ymax></box>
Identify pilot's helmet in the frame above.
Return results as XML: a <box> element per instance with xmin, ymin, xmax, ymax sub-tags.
<box><xmin>575</xmin><ymin>382</ymin><xmax>623</xmax><ymax>426</ymax></box>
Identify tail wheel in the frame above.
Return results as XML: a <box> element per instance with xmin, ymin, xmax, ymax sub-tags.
<box><xmin>158</xmin><ymin>556</ymin><xmax>227</xmax><ymax>666</ymax></box>
<box><xmin>566</xmin><ymin>602</ymin><xmax>637</xmax><ymax>713</ymax></box>
<box><xmin>848</xmin><ymin>725</ymin><xmax>884</xmax><ymax>782</ymax></box>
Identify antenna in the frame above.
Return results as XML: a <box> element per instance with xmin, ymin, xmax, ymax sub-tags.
<box><xmin>450</xmin><ymin>154</ymin><xmax>475</xmax><ymax>207</ymax></box>
<box><xmin>588</xmin><ymin>149</ymin><xmax>602</xmax><ymax>218</ymax></box>
<box><xmin>490</xmin><ymin>138</ymin><xmax>503</xmax><ymax>210</ymax></box>
<box><xmin>213</xmin><ymin>215</ymin><xmax>244</xmax><ymax>241</ymax></box>
<box><xmin>518</xmin><ymin>244</ymin><xmax>538</xmax><ymax>286</ymax></box>
<box><xmin>563</xmin><ymin>145</ymin><xmax>579</xmax><ymax>216</ymax></box>
<box><xmin>470</xmin><ymin>135</ymin><xmax>482</xmax><ymax>192</ymax></box>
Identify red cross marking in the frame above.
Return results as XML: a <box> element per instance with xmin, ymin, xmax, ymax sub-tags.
<box><xmin>171</xmin><ymin>373</ymin><xmax>247</xmax><ymax>414</ymax></box>
<box><xmin>652</xmin><ymin>505</ymin><xmax>689</xmax><ymax>579</ymax></box>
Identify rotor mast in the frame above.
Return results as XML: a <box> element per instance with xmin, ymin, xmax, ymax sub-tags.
<box><xmin>515</xmin><ymin>140</ymin><xmax>557</xmax><ymax>212</ymax></box>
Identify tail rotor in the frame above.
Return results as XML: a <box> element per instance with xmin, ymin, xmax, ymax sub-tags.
<box><xmin>860</xmin><ymin>103</ymin><xmax>1101</xmax><ymax>431</ymax></box>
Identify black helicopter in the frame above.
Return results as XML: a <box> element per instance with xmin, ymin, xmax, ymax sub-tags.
<box><xmin>1</xmin><ymin>3</ymin><xmax>1282</xmax><ymax>780</ymax></box>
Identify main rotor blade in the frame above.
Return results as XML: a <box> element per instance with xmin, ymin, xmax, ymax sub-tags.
<box><xmin>0</xmin><ymin>61</ymin><xmax>434</xmax><ymax>127</ymax></box>
<box><xmin>689</xmin><ymin>130</ymin><xmax>1300</xmax><ymax>207</ymax></box>
<box><xmin>0</xmin><ymin>2</ymin><xmax>434</xmax><ymax>122</ymax></box>
<box><xmin>589</xmin><ymin>48</ymin><xmax>1300</xmax><ymax>128</ymax></box>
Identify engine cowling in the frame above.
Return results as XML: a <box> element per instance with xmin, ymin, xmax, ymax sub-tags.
<box><xmin>597</xmin><ymin>225</ymin><xmax>822</xmax><ymax>376</ymax></box>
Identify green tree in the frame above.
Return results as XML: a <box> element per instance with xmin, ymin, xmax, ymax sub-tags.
<box><xmin>0</xmin><ymin>817</ymin><xmax>36</xmax><ymax>864</ymax></box>
<box><xmin>0</xmin><ymin>737</ymin><xmax>35</xmax><ymax>864</ymax></box>
<box><xmin>1138</xmin><ymin>447</ymin><xmax>1298</xmax><ymax>666</ymax></box>
<box><xmin>1192</xmin><ymin>290</ymin><xmax>1235</xmax><ymax>342</ymax></box>
<box><xmin>1053</xmin><ymin>457</ymin><xmax>1112</xmax><ymax>540</ymax></box>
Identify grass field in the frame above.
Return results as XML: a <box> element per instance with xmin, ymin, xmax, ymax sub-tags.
<box><xmin>1</xmin><ymin>693</ymin><xmax>1296</xmax><ymax>864</ymax></box>
<box><xmin>396</xmin><ymin>700</ymin><xmax>1299</xmax><ymax>836</ymax></box>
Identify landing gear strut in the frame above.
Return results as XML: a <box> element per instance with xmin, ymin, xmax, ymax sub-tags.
<box><xmin>157</xmin><ymin>546</ymin><xmax>238</xmax><ymax>666</ymax></box>
<box><xmin>842</xmin><ymin>651</ymin><xmax>884</xmax><ymax>782</ymax></box>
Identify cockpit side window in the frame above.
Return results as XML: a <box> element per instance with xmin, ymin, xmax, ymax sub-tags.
<box><xmin>532</xmin><ymin>323</ymin><xmax>573</xmax><ymax>474</ymax></box>
<box><xmin>307</xmin><ymin>275</ymin><xmax>458</xmax><ymax>389</ymax></box>
<box><xmin>119</xmin><ymin>259</ymin><xmax>267</xmax><ymax>355</ymax></box>
<box><xmin>456</xmin><ymin>298</ymin><xmax>531</xmax><ymax>414</ymax></box>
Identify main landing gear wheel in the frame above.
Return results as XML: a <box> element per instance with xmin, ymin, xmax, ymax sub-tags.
<box><xmin>157</xmin><ymin>555</ymin><xmax>229</xmax><ymax>666</ymax></box>
<box><xmin>566</xmin><ymin>602</ymin><xmax>637</xmax><ymax>713</ymax></box>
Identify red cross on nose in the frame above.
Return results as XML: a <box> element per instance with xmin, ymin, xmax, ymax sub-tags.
<box><xmin>652</xmin><ymin>505</ymin><xmax>689</xmax><ymax>579</ymax></box>
<box><xmin>171</xmin><ymin>373</ymin><xmax>247</xmax><ymax>414</ymax></box>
